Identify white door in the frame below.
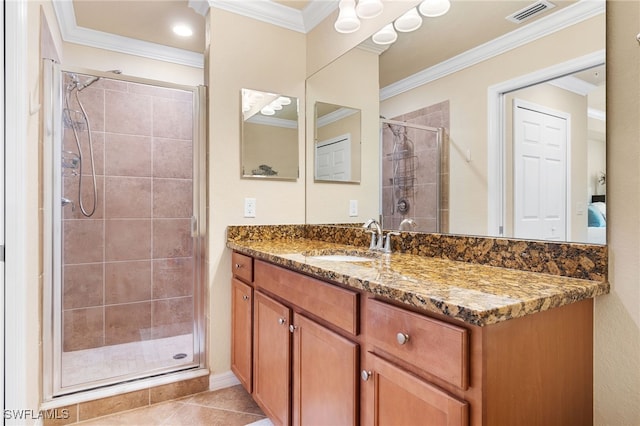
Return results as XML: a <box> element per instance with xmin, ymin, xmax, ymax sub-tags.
<box><xmin>513</xmin><ymin>100</ymin><xmax>568</xmax><ymax>241</ymax></box>
<box><xmin>315</xmin><ymin>134</ymin><xmax>351</xmax><ymax>181</ymax></box>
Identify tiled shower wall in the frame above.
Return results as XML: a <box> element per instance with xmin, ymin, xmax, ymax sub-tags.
<box><xmin>382</xmin><ymin>101</ymin><xmax>450</xmax><ymax>233</ymax></box>
<box><xmin>62</xmin><ymin>77</ymin><xmax>194</xmax><ymax>351</ymax></box>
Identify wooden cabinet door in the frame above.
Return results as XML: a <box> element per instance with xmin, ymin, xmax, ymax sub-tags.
<box><xmin>367</xmin><ymin>354</ymin><xmax>468</xmax><ymax>426</ymax></box>
<box><xmin>253</xmin><ymin>291</ymin><xmax>292</xmax><ymax>426</ymax></box>
<box><xmin>231</xmin><ymin>278</ymin><xmax>253</xmax><ymax>392</ymax></box>
<box><xmin>292</xmin><ymin>314</ymin><xmax>358</xmax><ymax>426</ymax></box>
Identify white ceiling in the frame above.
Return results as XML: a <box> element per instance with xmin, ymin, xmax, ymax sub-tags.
<box><xmin>58</xmin><ymin>0</ymin><xmax>605</xmax><ymax>99</ymax></box>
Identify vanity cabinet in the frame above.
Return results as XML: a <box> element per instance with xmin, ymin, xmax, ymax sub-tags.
<box><xmin>232</xmin><ymin>252</ymin><xmax>594</xmax><ymax>426</ymax></box>
<box><xmin>253</xmin><ymin>291</ymin><xmax>292</xmax><ymax>426</ymax></box>
<box><xmin>252</xmin><ymin>259</ymin><xmax>360</xmax><ymax>426</ymax></box>
<box><xmin>365</xmin><ymin>353</ymin><xmax>468</xmax><ymax>425</ymax></box>
<box><xmin>231</xmin><ymin>252</ymin><xmax>254</xmax><ymax>393</ymax></box>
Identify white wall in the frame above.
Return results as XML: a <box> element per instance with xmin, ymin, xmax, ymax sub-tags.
<box><xmin>306</xmin><ymin>47</ymin><xmax>380</xmax><ymax>223</ymax></box>
<box><xmin>207</xmin><ymin>8</ymin><xmax>307</xmax><ymax>375</ymax></box>
<box><xmin>594</xmin><ymin>2</ymin><xmax>640</xmax><ymax>424</ymax></box>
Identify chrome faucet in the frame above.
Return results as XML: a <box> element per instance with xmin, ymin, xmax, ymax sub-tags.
<box><xmin>362</xmin><ymin>218</ymin><xmax>383</xmax><ymax>250</ymax></box>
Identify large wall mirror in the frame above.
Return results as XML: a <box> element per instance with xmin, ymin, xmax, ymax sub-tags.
<box><xmin>241</xmin><ymin>88</ymin><xmax>299</xmax><ymax>180</ymax></box>
<box><xmin>314</xmin><ymin>102</ymin><xmax>362</xmax><ymax>182</ymax></box>
<box><xmin>305</xmin><ymin>0</ymin><xmax>606</xmax><ymax>245</ymax></box>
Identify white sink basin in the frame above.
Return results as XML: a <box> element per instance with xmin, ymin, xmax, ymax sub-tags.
<box><xmin>309</xmin><ymin>254</ymin><xmax>373</xmax><ymax>262</ymax></box>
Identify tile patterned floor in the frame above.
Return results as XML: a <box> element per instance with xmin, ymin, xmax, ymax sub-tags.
<box><xmin>62</xmin><ymin>334</ymin><xmax>194</xmax><ymax>387</ymax></box>
<box><xmin>77</xmin><ymin>385</ymin><xmax>269</xmax><ymax>425</ymax></box>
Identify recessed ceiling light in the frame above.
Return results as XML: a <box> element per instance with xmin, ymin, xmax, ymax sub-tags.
<box><xmin>172</xmin><ymin>24</ymin><xmax>193</xmax><ymax>37</ymax></box>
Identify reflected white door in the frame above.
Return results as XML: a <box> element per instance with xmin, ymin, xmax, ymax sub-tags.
<box><xmin>315</xmin><ymin>134</ymin><xmax>351</xmax><ymax>181</ymax></box>
<box><xmin>514</xmin><ymin>100</ymin><xmax>568</xmax><ymax>241</ymax></box>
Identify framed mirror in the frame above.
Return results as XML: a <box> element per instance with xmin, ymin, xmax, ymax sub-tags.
<box><xmin>241</xmin><ymin>88</ymin><xmax>299</xmax><ymax>180</ymax></box>
<box><xmin>314</xmin><ymin>102</ymin><xmax>362</xmax><ymax>182</ymax></box>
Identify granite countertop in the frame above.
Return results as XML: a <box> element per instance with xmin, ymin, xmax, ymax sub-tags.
<box><xmin>227</xmin><ymin>237</ymin><xmax>610</xmax><ymax>327</ymax></box>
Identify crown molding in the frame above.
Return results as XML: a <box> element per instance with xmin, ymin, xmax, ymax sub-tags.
<box><xmin>380</xmin><ymin>0</ymin><xmax>605</xmax><ymax>101</ymax></box>
<box><xmin>192</xmin><ymin>0</ymin><xmax>337</xmax><ymax>32</ymax></box>
<box><xmin>548</xmin><ymin>74</ymin><xmax>597</xmax><ymax>96</ymax></box>
<box><xmin>52</xmin><ymin>1</ymin><xmax>204</xmax><ymax>68</ymax></box>
<box><xmin>317</xmin><ymin>107</ymin><xmax>360</xmax><ymax>127</ymax></box>
<box><xmin>588</xmin><ymin>107</ymin><xmax>606</xmax><ymax>121</ymax></box>
<box><xmin>247</xmin><ymin>114</ymin><xmax>298</xmax><ymax>128</ymax></box>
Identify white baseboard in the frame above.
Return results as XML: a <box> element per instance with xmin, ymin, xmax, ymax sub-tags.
<box><xmin>209</xmin><ymin>370</ymin><xmax>241</xmax><ymax>391</ymax></box>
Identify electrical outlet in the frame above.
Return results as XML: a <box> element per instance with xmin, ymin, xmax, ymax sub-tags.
<box><xmin>349</xmin><ymin>200</ymin><xmax>358</xmax><ymax>217</ymax></box>
<box><xmin>244</xmin><ymin>198</ymin><xmax>256</xmax><ymax>218</ymax></box>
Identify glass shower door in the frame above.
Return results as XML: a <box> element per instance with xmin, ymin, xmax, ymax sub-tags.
<box><xmin>44</xmin><ymin>62</ymin><xmax>206</xmax><ymax>397</ymax></box>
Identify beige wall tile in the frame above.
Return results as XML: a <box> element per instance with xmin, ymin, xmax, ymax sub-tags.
<box><xmin>151</xmin><ymin>296</ymin><xmax>193</xmax><ymax>339</ymax></box>
<box><xmin>152</xmin><ymin>97</ymin><xmax>192</xmax><ymax>140</ymax></box>
<box><xmin>105</xmin><ymin>177</ymin><xmax>152</xmax><ymax>219</ymax></box>
<box><xmin>104</xmin><ymin>133</ymin><xmax>152</xmax><ymax>177</ymax></box>
<box><xmin>152</xmin><ymin>258</ymin><xmax>194</xmax><ymax>299</ymax></box>
<box><xmin>152</xmin><ymin>219</ymin><xmax>192</xmax><ymax>258</ymax></box>
<box><xmin>63</xmin><ymin>263</ymin><xmax>104</xmax><ymax>309</ymax></box>
<box><xmin>152</xmin><ymin>138</ymin><xmax>192</xmax><ymax>179</ymax></box>
<box><xmin>149</xmin><ymin>375</ymin><xmax>208</xmax><ymax>404</ymax></box>
<box><xmin>78</xmin><ymin>389</ymin><xmax>149</xmax><ymax>421</ymax></box>
<box><xmin>105</xmin><ymin>90</ymin><xmax>152</xmax><ymax>136</ymax></box>
<box><xmin>105</xmin><ymin>302</ymin><xmax>151</xmax><ymax>344</ymax></box>
<box><xmin>63</xmin><ymin>307</ymin><xmax>104</xmax><ymax>351</ymax></box>
<box><xmin>105</xmin><ymin>260</ymin><xmax>152</xmax><ymax>304</ymax></box>
<box><xmin>152</xmin><ymin>178</ymin><xmax>192</xmax><ymax>218</ymax></box>
<box><xmin>63</xmin><ymin>220</ymin><xmax>104</xmax><ymax>264</ymax></box>
<box><xmin>105</xmin><ymin>219</ymin><xmax>152</xmax><ymax>261</ymax></box>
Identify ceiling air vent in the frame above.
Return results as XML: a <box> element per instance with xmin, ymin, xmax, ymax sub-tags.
<box><xmin>506</xmin><ymin>0</ymin><xmax>556</xmax><ymax>24</ymax></box>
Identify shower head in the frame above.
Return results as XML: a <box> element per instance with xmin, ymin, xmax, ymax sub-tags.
<box><xmin>77</xmin><ymin>76</ymin><xmax>100</xmax><ymax>92</ymax></box>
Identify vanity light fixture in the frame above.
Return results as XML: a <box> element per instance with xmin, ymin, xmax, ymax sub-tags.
<box><xmin>394</xmin><ymin>7</ymin><xmax>423</xmax><ymax>32</ymax></box>
<box><xmin>356</xmin><ymin>0</ymin><xmax>384</xmax><ymax>19</ymax></box>
<box><xmin>419</xmin><ymin>0</ymin><xmax>451</xmax><ymax>17</ymax></box>
<box><xmin>334</xmin><ymin>0</ymin><xmax>361</xmax><ymax>33</ymax></box>
<box><xmin>260</xmin><ymin>105</ymin><xmax>276</xmax><ymax>116</ymax></box>
<box><xmin>372</xmin><ymin>23</ymin><xmax>398</xmax><ymax>45</ymax></box>
<box><xmin>172</xmin><ymin>23</ymin><xmax>193</xmax><ymax>37</ymax></box>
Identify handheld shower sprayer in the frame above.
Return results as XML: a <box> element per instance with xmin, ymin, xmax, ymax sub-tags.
<box><xmin>76</xmin><ymin>76</ymin><xmax>100</xmax><ymax>91</ymax></box>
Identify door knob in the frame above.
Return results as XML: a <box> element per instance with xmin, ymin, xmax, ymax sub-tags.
<box><xmin>278</xmin><ymin>317</ymin><xmax>287</xmax><ymax>325</ymax></box>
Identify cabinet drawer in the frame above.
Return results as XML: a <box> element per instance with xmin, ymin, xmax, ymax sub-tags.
<box><xmin>367</xmin><ymin>298</ymin><xmax>469</xmax><ymax>389</ymax></box>
<box><xmin>232</xmin><ymin>252</ymin><xmax>253</xmax><ymax>283</ymax></box>
<box><xmin>255</xmin><ymin>260</ymin><xmax>359</xmax><ymax>336</ymax></box>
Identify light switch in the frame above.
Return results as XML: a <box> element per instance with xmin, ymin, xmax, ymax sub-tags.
<box><xmin>244</xmin><ymin>198</ymin><xmax>256</xmax><ymax>218</ymax></box>
<box><xmin>349</xmin><ymin>200</ymin><xmax>358</xmax><ymax>217</ymax></box>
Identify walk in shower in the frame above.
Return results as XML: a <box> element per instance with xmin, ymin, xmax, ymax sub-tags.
<box><xmin>43</xmin><ymin>61</ymin><xmax>206</xmax><ymax>398</ymax></box>
<box><xmin>381</xmin><ymin>103</ymin><xmax>449</xmax><ymax>233</ymax></box>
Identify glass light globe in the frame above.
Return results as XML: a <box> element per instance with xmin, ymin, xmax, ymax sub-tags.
<box><xmin>394</xmin><ymin>8</ymin><xmax>423</xmax><ymax>32</ymax></box>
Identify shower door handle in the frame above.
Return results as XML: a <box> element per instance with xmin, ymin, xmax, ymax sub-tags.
<box><xmin>191</xmin><ymin>216</ymin><xmax>197</xmax><ymax>236</ymax></box>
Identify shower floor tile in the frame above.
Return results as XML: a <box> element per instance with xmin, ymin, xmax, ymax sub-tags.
<box><xmin>76</xmin><ymin>385</ymin><xmax>269</xmax><ymax>426</ymax></box>
<box><xmin>62</xmin><ymin>334</ymin><xmax>194</xmax><ymax>387</ymax></box>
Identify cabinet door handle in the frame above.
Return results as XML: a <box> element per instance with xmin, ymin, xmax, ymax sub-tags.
<box><xmin>361</xmin><ymin>370</ymin><xmax>372</xmax><ymax>381</ymax></box>
<box><xmin>242</xmin><ymin>295</ymin><xmax>250</xmax><ymax>301</ymax></box>
<box><xmin>289</xmin><ymin>324</ymin><xmax>297</xmax><ymax>333</ymax></box>
<box><xmin>278</xmin><ymin>317</ymin><xmax>287</xmax><ymax>325</ymax></box>
<box><xmin>396</xmin><ymin>332</ymin><xmax>410</xmax><ymax>345</ymax></box>
<box><xmin>235</xmin><ymin>263</ymin><xmax>243</xmax><ymax>269</ymax></box>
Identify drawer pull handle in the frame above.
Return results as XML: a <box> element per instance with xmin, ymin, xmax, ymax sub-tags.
<box><xmin>361</xmin><ymin>370</ymin><xmax>372</xmax><ymax>381</ymax></box>
<box><xmin>396</xmin><ymin>332</ymin><xmax>410</xmax><ymax>345</ymax></box>
<box><xmin>242</xmin><ymin>295</ymin><xmax>250</xmax><ymax>301</ymax></box>
<box><xmin>234</xmin><ymin>263</ymin><xmax>243</xmax><ymax>269</ymax></box>
<box><xmin>278</xmin><ymin>317</ymin><xmax>287</xmax><ymax>325</ymax></box>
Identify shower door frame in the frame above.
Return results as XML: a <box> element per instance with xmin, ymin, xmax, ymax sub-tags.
<box><xmin>379</xmin><ymin>118</ymin><xmax>443</xmax><ymax>232</ymax></box>
<box><xmin>42</xmin><ymin>61</ymin><xmax>207</xmax><ymax>400</ymax></box>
